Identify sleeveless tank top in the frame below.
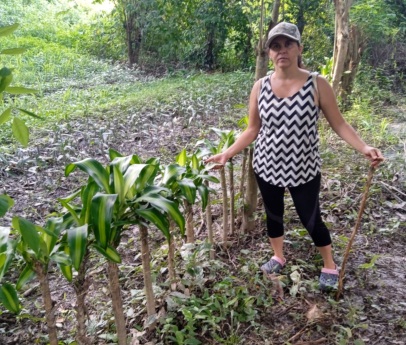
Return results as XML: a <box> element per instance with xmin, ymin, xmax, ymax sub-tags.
<box><xmin>252</xmin><ymin>72</ymin><xmax>321</xmax><ymax>187</ymax></box>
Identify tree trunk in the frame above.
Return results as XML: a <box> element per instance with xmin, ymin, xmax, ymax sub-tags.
<box><xmin>238</xmin><ymin>148</ymin><xmax>248</xmax><ymax>221</ymax></box>
<box><xmin>228</xmin><ymin>160</ymin><xmax>235</xmax><ymax>235</ymax></box>
<box><xmin>125</xmin><ymin>12</ymin><xmax>141</xmax><ymax>67</ymax></box>
<box><xmin>242</xmin><ymin>148</ymin><xmax>257</xmax><ymax>233</ymax></box>
<box><xmin>34</xmin><ymin>262</ymin><xmax>58</xmax><ymax>345</ymax></box>
<box><xmin>184</xmin><ymin>201</ymin><xmax>194</xmax><ymax>243</ymax></box>
<box><xmin>205</xmin><ymin>28</ymin><xmax>216</xmax><ymax>70</ymax></box>
<box><xmin>340</xmin><ymin>24</ymin><xmax>363</xmax><ymax>106</ymax></box>
<box><xmin>332</xmin><ymin>0</ymin><xmax>353</xmax><ymax>95</ymax></box>
<box><xmin>167</xmin><ymin>231</ymin><xmax>176</xmax><ymax>289</ymax></box>
<box><xmin>220</xmin><ymin>167</ymin><xmax>228</xmax><ymax>242</ymax></box>
<box><xmin>139</xmin><ymin>224</ymin><xmax>156</xmax><ymax>317</ymax></box>
<box><xmin>242</xmin><ymin>28</ymin><xmax>253</xmax><ymax>68</ymax></box>
<box><xmin>74</xmin><ymin>253</ymin><xmax>92</xmax><ymax>345</ymax></box>
<box><xmin>205</xmin><ymin>181</ymin><xmax>215</xmax><ymax>260</ymax></box>
<box><xmin>107</xmin><ymin>261</ymin><xmax>127</xmax><ymax>345</ymax></box>
<box><xmin>125</xmin><ymin>13</ymin><xmax>135</xmax><ymax>66</ymax></box>
<box><xmin>296</xmin><ymin>1</ymin><xmax>305</xmax><ymax>35</ymax></box>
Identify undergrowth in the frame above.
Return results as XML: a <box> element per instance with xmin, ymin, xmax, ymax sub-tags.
<box><xmin>1</xmin><ymin>1</ymin><xmax>405</xmax><ymax>344</ymax></box>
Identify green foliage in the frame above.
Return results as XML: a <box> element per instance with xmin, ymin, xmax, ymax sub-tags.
<box><xmin>0</xmin><ymin>282</ymin><xmax>21</xmax><ymax>314</ymax></box>
<box><xmin>63</xmin><ymin>149</ymin><xmax>186</xmax><ymax>265</ymax></box>
<box><xmin>0</xmin><ymin>23</ymin><xmax>40</xmax><ymax>146</ymax></box>
<box><xmin>160</xmin><ymin>276</ymin><xmax>258</xmax><ymax>344</ymax></box>
<box><xmin>351</xmin><ymin>0</ymin><xmax>400</xmax><ymax>43</ymax></box>
<box><xmin>0</xmin><ymin>194</ymin><xmax>14</xmax><ymax>217</ymax></box>
<box><xmin>0</xmin><ymin>215</ymin><xmax>67</xmax><ymax>314</ymax></box>
<box><xmin>173</xmin><ymin>148</ymin><xmax>219</xmax><ymax>210</ymax></box>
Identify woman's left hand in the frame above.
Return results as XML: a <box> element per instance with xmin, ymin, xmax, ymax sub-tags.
<box><xmin>362</xmin><ymin>146</ymin><xmax>384</xmax><ymax>167</ymax></box>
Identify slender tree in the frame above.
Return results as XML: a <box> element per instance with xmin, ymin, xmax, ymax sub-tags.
<box><xmin>332</xmin><ymin>0</ymin><xmax>353</xmax><ymax>95</ymax></box>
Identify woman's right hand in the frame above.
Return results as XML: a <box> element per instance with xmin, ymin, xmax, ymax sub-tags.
<box><xmin>204</xmin><ymin>153</ymin><xmax>229</xmax><ymax>169</ymax></box>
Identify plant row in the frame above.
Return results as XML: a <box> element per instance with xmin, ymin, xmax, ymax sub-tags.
<box><xmin>0</xmin><ymin>126</ymin><xmax>250</xmax><ymax>344</ymax></box>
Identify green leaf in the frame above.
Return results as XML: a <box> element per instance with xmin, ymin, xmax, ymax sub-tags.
<box><xmin>124</xmin><ymin>164</ymin><xmax>149</xmax><ymax>196</ymax></box>
<box><xmin>0</xmin><ymin>48</ymin><xmax>27</xmax><ymax>55</ymax></box>
<box><xmin>5</xmin><ymin>86</ymin><xmax>38</xmax><ymax>94</ymax></box>
<box><xmin>176</xmin><ymin>149</ymin><xmax>187</xmax><ymax>166</ymax></box>
<box><xmin>161</xmin><ymin>164</ymin><xmax>185</xmax><ymax>185</ymax></box>
<box><xmin>0</xmin><ymin>23</ymin><xmax>19</xmax><ymax>37</ymax></box>
<box><xmin>112</xmin><ymin>164</ymin><xmax>125</xmax><ymax>204</ymax></box>
<box><xmin>80</xmin><ymin>182</ymin><xmax>100</xmax><ymax>225</ymax></box>
<box><xmin>136</xmin><ymin>194</ymin><xmax>185</xmax><ymax>235</ymax></box>
<box><xmin>175</xmin><ymin>331</ymin><xmax>184</xmax><ymax>344</ymax></box>
<box><xmin>178</xmin><ymin>178</ymin><xmax>197</xmax><ymax>204</ymax></box>
<box><xmin>0</xmin><ymin>235</ymin><xmax>17</xmax><ymax>280</ymax></box>
<box><xmin>57</xmin><ymin>243</ymin><xmax>73</xmax><ymax>282</ymax></box>
<box><xmin>12</xmin><ymin>217</ymin><xmax>40</xmax><ymax>257</ymax></box>
<box><xmin>58</xmin><ymin>263</ymin><xmax>73</xmax><ymax>282</ymax></box>
<box><xmin>91</xmin><ymin>193</ymin><xmax>117</xmax><ymax>249</ymax></box>
<box><xmin>12</xmin><ymin>117</ymin><xmax>29</xmax><ymax>147</ymax></box>
<box><xmin>17</xmin><ymin>108</ymin><xmax>42</xmax><ymax>119</ymax></box>
<box><xmin>145</xmin><ymin>157</ymin><xmax>159</xmax><ymax>165</ymax></box>
<box><xmin>134</xmin><ymin>164</ymin><xmax>158</xmax><ymax>192</ymax></box>
<box><xmin>59</xmin><ymin>188</ymin><xmax>81</xmax><ymax>205</ymax></box>
<box><xmin>359</xmin><ymin>255</ymin><xmax>380</xmax><ymax>269</ymax></box>
<box><xmin>108</xmin><ymin>148</ymin><xmax>123</xmax><ymax>160</ymax></box>
<box><xmin>0</xmin><ymin>194</ymin><xmax>14</xmax><ymax>217</ymax></box>
<box><xmin>59</xmin><ymin>197</ymin><xmax>81</xmax><ymax>226</ymax></box>
<box><xmin>0</xmin><ymin>67</ymin><xmax>13</xmax><ymax>93</ymax></box>
<box><xmin>110</xmin><ymin>155</ymin><xmax>133</xmax><ymax>173</ymax></box>
<box><xmin>42</xmin><ymin>217</ymin><xmax>63</xmax><ymax>254</ymax></box>
<box><xmin>211</xmin><ymin>127</ymin><xmax>230</xmax><ymax>141</ymax></box>
<box><xmin>0</xmin><ymin>108</ymin><xmax>12</xmax><ymax>126</ymax></box>
<box><xmin>197</xmin><ymin>173</ymin><xmax>219</xmax><ymax>183</ymax></box>
<box><xmin>50</xmin><ymin>252</ymin><xmax>71</xmax><ymax>266</ymax></box>
<box><xmin>16</xmin><ymin>265</ymin><xmax>36</xmax><ymax>290</ymax></box>
<box><xmin>92</xmin><ymin>244</ymin><xmax>121</xmax><ymax>263</ymax></box>
<box><xmin>65</xmin><ymin>159</ymin><xmax>111</xmax><ymax>193</ymax></box>
<box><xmin>191</xmin><ymin>153</ymin><xmax>200</xmax><ymax>172</ymax></box>
<box><xmin>0</xmin><ymin>283</ymin><xmax>21</xmax><ymax>314</ymax></box>
<box><xmin>135</xmin><ymin>208</ymin><xmax>170</xmax><ymax>240</ymax></box>
<box><xmin>67</xmin><ymin>225</ymin><xmax>88</xmax><ymax>271</ymax></box>
<box><xmin>197</xmin><ymin>184</ymin><xmax>209</xmax><ymax>210</ymax></box>
<box><xmin>237</xmin><ymin>115</ymin><xmax>249</xmax><ymax>129</ymax></box>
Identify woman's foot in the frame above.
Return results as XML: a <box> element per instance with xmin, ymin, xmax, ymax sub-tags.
<box><xmin>261</xmin><ymin>256</ymin><xmax>286</xmax><ymax>274</ymax></box>
<box><xmin>319</xmin><ymin>266</ymin><xmax>339</xmax><ymax>291</ymax></box>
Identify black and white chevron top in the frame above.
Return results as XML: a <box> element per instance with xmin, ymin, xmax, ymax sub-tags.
<box><xmin>253</xmin><ymin>72</ymin><xmax>321</xmax><ymax>187</ymax></box>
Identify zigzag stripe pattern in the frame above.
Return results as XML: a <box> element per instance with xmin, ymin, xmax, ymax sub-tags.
<box><xmin>253</xmin><ymin>73</ymin><xmax>321</xmax><ymax>187</ymax></box>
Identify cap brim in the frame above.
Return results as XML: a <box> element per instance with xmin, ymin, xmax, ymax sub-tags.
<box><xmin>266</xmin><ymin>34</ymin><xmax>300</xmax><ymax>48</ymax></box>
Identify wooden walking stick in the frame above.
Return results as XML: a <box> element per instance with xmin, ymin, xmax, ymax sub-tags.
<box><xmin>336</xmin><ymin>165</ymin><xmax>376</xmax><ymax>300</ymax></box>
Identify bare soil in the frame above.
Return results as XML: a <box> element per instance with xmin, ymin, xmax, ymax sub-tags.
<box><xmin>0</xmin><ymin>98</ymin><xmax>405</xmax><ymax>345</ymax></box>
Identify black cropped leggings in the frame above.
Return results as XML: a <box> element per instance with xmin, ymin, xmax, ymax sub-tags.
<box><xmin>255</xmin><ymin>173</ymin><xmax>331</xmax><ymax>247</ymax></box>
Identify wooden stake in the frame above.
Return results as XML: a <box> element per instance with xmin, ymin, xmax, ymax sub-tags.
<box><xmin>336</xmin><ymin>165</ymin><xmax>375</xmax><ymax>300</ymax></box>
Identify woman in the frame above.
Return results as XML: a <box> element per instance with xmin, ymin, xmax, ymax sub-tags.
<box><xmin>205</xmin><ymin>22</ymin><xmax>384</xmax><ymax>290</ymax></box>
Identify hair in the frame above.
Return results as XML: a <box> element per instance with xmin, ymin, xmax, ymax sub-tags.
<box><xmin>298</xmin><ymin>55</ymin><xmax>304</xmax><ymax>68</ymax></box>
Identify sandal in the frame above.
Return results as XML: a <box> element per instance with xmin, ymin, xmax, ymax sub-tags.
<box><xmin>261</xmin><ymin>256</ymin><xmax>286</xmax><ymax>274</ymax></box>
<box><xmin>319</xmin><ymin>267</ymin><xmax>339</xmax><ymax>291</ymax></box>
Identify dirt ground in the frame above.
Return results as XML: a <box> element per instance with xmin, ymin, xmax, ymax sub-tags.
<box><xmin>0</xmin><ymin>104</ymin><xmax>405</xmax><ymax>344</ymax></box>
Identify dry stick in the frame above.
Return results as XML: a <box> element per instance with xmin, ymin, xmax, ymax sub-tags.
<box><xmin>205</xmin><ymin>180</ymin><xmax>215</xmax><ymax>260</ymax></box>
<box><xmin>336</xmin><ymin>166</ymin><xmax>375</xmax><ymax>300</ymax></box>
<box><xmin>220</xmin><ymin>167</ymin><xmax>228</xmax><ymax>243</ymax></box>
<box><xmin>238</xmin><ymin>148</ymin><xmax>248</xmax><ymax>221</ymax></box>
<box><xmin>228</xmin><ymin>159</ymin><xmax>235</xmax><ymax>235</ymax></box>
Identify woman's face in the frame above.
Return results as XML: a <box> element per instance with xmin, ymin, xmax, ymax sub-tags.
<box><xmin>268</xmin><ymin>36</ymin><xmax>302</xmax><ymax>68</ymax></box>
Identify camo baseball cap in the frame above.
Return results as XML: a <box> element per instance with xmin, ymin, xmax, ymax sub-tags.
<box><xmin>266</xmin><ymin>22</ymin><xmax>301</xmax><ymax>47</ymax></box>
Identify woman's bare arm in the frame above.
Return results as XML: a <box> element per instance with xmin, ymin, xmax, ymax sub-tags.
<box><xmin>317</xmin><ymin>76</ymin><xmax>384</xmax><ymax>166</ymax></box>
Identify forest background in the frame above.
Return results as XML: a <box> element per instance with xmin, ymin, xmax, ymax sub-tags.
<box><xmin>0</xmin><ymin>0</ymin><xmax>405</xmax><ymax>344</ymax></box>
